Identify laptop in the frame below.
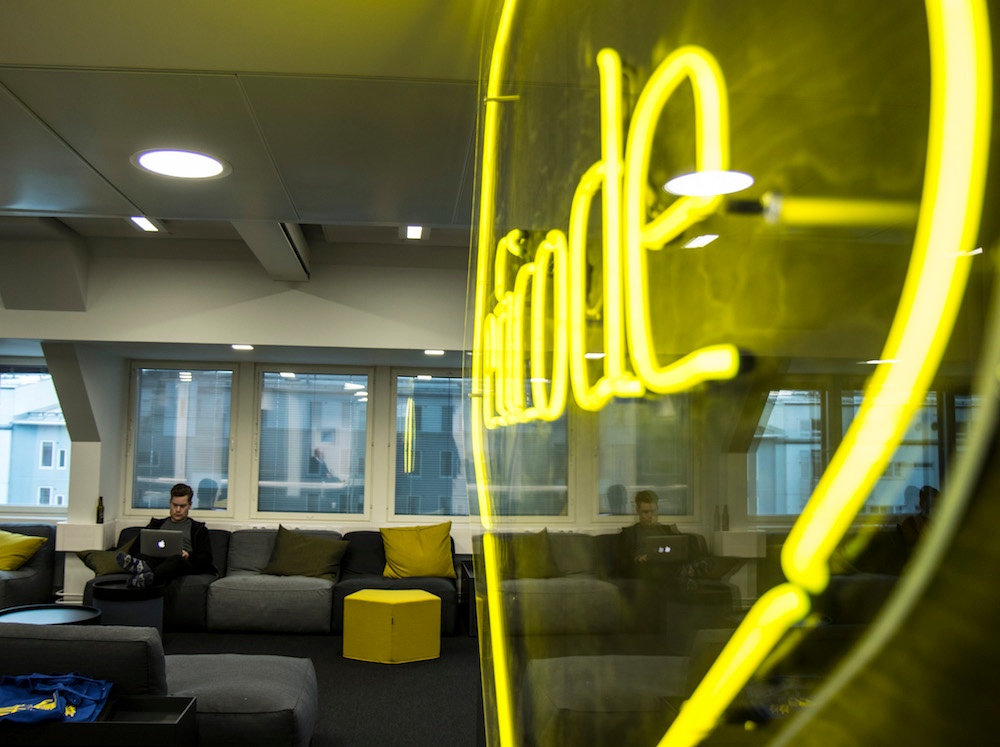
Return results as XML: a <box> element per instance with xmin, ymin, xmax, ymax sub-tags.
<box><xmin>640</xmin><ymin>534</ymin><xmax>691</xmax><ymax>563</ymax></box>
<box><xmin>139</xmin><ymin>528</ymin><xmax>183</xmax><ymax>558</ymax></box>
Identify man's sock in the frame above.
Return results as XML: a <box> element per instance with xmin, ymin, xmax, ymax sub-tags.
<box><xmin>115</xmin><ymin>552</ymin><xmax>148</xmax><ymax>576</ymax></box>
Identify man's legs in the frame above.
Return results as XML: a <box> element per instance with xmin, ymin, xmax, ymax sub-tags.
<box><xmin>116</xmin><ymin>552</ymin><xmax>194</xmax><ymax>587</ymax></box>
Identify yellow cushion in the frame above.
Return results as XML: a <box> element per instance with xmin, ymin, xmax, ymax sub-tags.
<box><xmin>380</xmin><ymin>522</ymin><xmax>456</xmax><ymax>579</ymax></box>
<box><xmin>0</xmin><ymin>529</ymin><xmax>47</xmax><ymax>571</ymax></box>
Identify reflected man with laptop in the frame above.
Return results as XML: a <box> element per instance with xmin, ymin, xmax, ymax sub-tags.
<box><xmin>116</xmin><ymin>483</ymin><xmax>216</xmax><ymax>588</ymax></box>
<box><xmin>618</xmin><ymin>489</ymin><xmax>684</xmax><ymax>575</ymax></box>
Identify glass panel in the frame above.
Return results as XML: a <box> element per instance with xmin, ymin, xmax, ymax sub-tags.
<box><xmin>394</xmin><ymin>375</ymin><xmax>469</xmax><ymax>515</ymax></box>
<box><xmin>599</xmin><ymin>396</ymin><xmax>692</xmax><ymax>516</ymax></box>
<box><xmin>0</xmin><ymin>369</ymin><xmax>71</xmax><ymax>509</ymax></box>
<box><xmin>842</xmin><ymin>390</ymin><xmax>939</xmax><ymax>515</ymax></box>
<box><xmin>258</xmin><ymin>371</ymin><xmax>368</xmax><ymax>514</ymax></box>
<box><xmin>478</xmin><ymin>415</ymin><xmax>569</xmax><ymax>516</ymax></box>
<box><xmin>749</xmin><ymin>390</ymin><xmax>823</xmax><ymax>516</ymax></box>
<box><xmin>131</xmin><ymin>368</ymin><xmax>232</xmax><ymax>510</ymax></box>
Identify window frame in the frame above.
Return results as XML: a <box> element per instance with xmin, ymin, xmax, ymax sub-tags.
<box><xmin>747</xmin><ymin>375</ymin><xmax>971</xmax><ymax>526</ymax></box>
<box><xmin>123</xmin><ymin>361</ymin><xmax>239</xmax><ymax>519</ymax></box>
<box><xmin>250</xmin><ymin>364</ymin><xmax>375</xmax><ymax>522</ymax></box>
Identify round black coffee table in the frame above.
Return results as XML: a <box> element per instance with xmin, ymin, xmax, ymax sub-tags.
<box><xmin>0</xmin><ymin>603</ymin><xmax>102</xmax><ymax>625</ymax></box>
<box><xmin>91</xmin><ymin>578</ymin><xmax>165</xmax><ymax>633</ymax></box>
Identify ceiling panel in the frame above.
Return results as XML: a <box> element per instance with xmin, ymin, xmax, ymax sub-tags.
<box><xmin>0</xmin><ymin>84</ymin><xmax>139</xmax><ymax>216</ymax></box>
<box><xmin>0</xmin><ymin>68</ymin><xmax>298</xmax><ymax>221</ymax></box>
<box><xmin>242</xmin><ymin>75</ymin><xmax>478</xmax><ymax>225</ymax></box>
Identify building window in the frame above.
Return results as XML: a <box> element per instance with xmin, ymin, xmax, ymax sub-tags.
<box><xmin>257</xmin><ymin>370</ymin><xmax>369</xmax><ymax>514</ymax></box>
<box><xmin>128</xmin><ymin>366</ymin><xmax>233</xmax><ymax>510</ymax></box>
<box><xmin>1</xmin><ymin>367</ymin><xmax>70</xmax><ymax>513</ymax></box>
<box><xmin>38</xmin><ymin>486</ymin><xmax>51</xmax><ymax>505</ymax></box>
<box><xmin>394</xmin><ymin>374</ymin><xmax>469</xmax><ymax>516</ymax></box>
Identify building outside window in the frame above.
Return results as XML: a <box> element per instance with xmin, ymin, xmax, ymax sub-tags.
<box><xmin>750</xmin><ymin>385</ymin><xmax>969</xmax><ymax>517</ymax></box>
<box><xmin>0</xmin><ymin>368</ymin><xmax>70</xmax><ymax>510</ymax></box>
<box><xmin>257</xmin><ymin>370</ymin><xmax>369</xmax><ymax>514</ymax></box>
<box><xmin>129</xmin><ymin>367</ymin><xmax>232</xmax><ymax>510</ymax></box>
<box><xmin>394</xmin><ymin>374</ymin><xmax>469</xmax><ymax>516</ymax></box>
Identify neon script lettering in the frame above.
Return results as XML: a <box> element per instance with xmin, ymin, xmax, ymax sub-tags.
<box><xmin>472</xmin><ymin>46</ymin><xmax>741</xmax><ymax>430</ymax></box>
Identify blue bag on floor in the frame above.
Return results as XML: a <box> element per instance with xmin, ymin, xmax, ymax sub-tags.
<box><xmin>0</xmin><ymin>673</ymin><xmax>113</xmax><ymax>723</ymax></box>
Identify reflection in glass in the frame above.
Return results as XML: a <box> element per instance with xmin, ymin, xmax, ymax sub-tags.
<box><xmin>395</xmin><ymin>375</ymin><xmax>469</xmax><ymax>515</ymax></box>
<box><xmin>131</xmin><ymin>368</ymin><xmax>231</xmax><ymax>509</ymax></box>
<box><xmin>599</xmin><ymin>396</ymin><xmax>692</xmax><ymax>515</ymax></box>
<box><xmin>257</xmin><ymin>371</ymin><xmax>367</xmax><ymax>513</ymax></box>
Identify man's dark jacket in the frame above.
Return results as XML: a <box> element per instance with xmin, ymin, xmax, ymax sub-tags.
<box><xmin>146</xmin><ymin>516</ymin><xmax>217</xmax><ymax>574</ymax></box>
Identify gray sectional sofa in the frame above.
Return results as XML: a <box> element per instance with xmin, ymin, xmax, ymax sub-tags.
<box><xmin>0</xmin><ymin>621</ymin><xmax>317</xmax><ymax>747</ymax></box>
<box><xmin>83</xmin><ymin>524</ymin><xmax>460</xmax><ymax>635</ymax></box>
<box><xmin>0</xmin><ymin>522</ymin><xmax>57</xmax><ymax>609</ymax></box>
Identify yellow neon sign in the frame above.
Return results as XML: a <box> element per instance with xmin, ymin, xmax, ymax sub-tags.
<box><xmin>471</xmin><ymin>1</ymin><xmax>990</xmax><ymax>746</ymax></box>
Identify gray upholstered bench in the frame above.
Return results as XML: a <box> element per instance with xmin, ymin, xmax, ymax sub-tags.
<box><xmin>0</xmin><ymin>622</ymin><xmax>318</xmax><ymax>747</ymax></box>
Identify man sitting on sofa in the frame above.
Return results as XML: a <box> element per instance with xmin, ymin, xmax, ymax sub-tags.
<box><xmin>117</xmin><ymin>483</ymin><xmax>216</xmax><ymax>588</ymax></box>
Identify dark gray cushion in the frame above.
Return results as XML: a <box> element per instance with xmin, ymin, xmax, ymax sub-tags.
<box><xmin>0</xmin><ymin>622</ymin><xmax>168</xmax><ymax>696</ymax></box>
<box><xmin>166</xmin><ymin>654</ymin><xmax>317</xmax><ymax>747</ymax></box>
<box><xmin>208</xmin><ymin>574</ymin><xmax>334</xmax><ymax>632</ymax></box>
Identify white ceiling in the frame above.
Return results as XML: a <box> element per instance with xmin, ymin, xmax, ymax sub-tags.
<box><xmin>0</xmin><ymin>1</ymin><xmax>489</xmax><ymax>273</ymax></box>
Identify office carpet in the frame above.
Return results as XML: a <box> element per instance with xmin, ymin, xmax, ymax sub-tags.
<box><xmin>162</xmin><ymin>631</ymin><xmax>485</xmax><ymax>747</ymax></box>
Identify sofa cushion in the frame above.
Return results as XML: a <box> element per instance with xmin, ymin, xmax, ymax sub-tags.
<box><xmin>548</xmin><ymin>531</ymin><xmax>599</xmax><ymax>576</ymax></box>
<box><xmin>166</xmin><ymin>654</ymin><xmax>317</xmax><ymax>747</ymax></box>
<box><xmin>340</xmin><ymin>531</ymin><xmax>387</xmax><ymax>577</ymax></box>
<box><xmin>380</xmin><ymin>522</ymin><xmax>456</xmax><ymax>579</ymax></box>
<box><xmin>77</xmin><ymin>537</ymin><xmax>136</xmax><ymax>576</ymax></box>
<box><xmin>503</xmin><ymin>577</ymin><xmax>624</xmax><ymax>635</ymax></box>
<box><xmin>508</xmin><ymin>529</ymin><xmax>558</xmax><ymax>579</ymax></box>
<box><xmin>0</xmin><ymin>622</ymin><xmax>168</xmax><ymax>696</ymax></box>
<box><xmin>263</xmin><ymin>525</ymin><xmax>349</xmax><ymax>581</ymax></box>
<box><xmin>208</xmin><ymin>574</ymin><xmax>334</xmax><ymax>633</ymax></box>
<box><xmin>0</xmin><ymin>529</ymin><xmax>47</xmax><ymax>571</ymax></box>
<box><xmin>226</xmin><ymin>529</ymin><xmax>280</xmax><ymax>575</ymax></box>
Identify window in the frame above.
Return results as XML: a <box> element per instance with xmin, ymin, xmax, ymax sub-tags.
<box><xmin>0</xmin><ymin>367</ymin><xmax>70</xmax><ymax>512</ymax></box>
<box><xmin>599</xmin><ymin>395</ymin><xmax>693</xmax><ymax>516</ymax></box>
<box><xmin>38</xmin><ymin>486</ymin><xmax>51</xmax><ymax>505</ymax></box>
<box><xmin>257</xmin><ymin>370</ymin><xmax>369</xmax><ymax>514</ymax></box>
<box><xmin>128</xmin><ymin>367</ymin><xmax>233</xmax><ymax>510</ymax></box>
<box><xmin>39</xmin><ymin>441</ymin><xmax>54</xmax><ymax>468</ymax></box>
<box><xmin>394</xmin><ymin>374</ymin><xmax>469</xmax><ymax>516</ymax></box>
<box><xmin>749</xmin><ymin>384</ymin><xmax>972</xmax><ymax>517</ymax></box>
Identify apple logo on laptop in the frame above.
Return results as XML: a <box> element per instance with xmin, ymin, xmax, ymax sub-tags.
<box><xmin>157</xmin><ymin>540</ymin><xmax>166</xmax><ymax>549</ymax></box>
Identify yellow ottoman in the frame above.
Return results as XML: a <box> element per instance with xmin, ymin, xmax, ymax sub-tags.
<box><xmin>343</xmin><ymin>589</ymin><xmax>441</xmax><ymax>663</ymax></box>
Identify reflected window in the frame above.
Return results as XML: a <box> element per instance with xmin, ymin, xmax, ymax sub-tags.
<box><xmin>129</xmin><ymin>367</ymin><xmax>232</xmax><ymax>510</ymax></box>
<box><xmin>750</xmin><ymin>385</ymin><xmax>973</xmax><ymax>517</ymax></box>
<box><xmin>258</xmin><ymin>371</ymin><xmax>369</xmax><ymax>514</ymax></box>
<box><xmin>599</xmin><ymin>396</ymin><xmax>692</xmax><ymax>515</ymax></box>
<box><xmin>394</xmin><ymin>374</ymin><xmax>468</xmax><ymax>515</ymax></box>
<box><xmin>750</xmin><ymin>390</ymin><xmax>823</xmax><ymax>516</ymax></box>
<box><xmin>481</xmin><ymin>416</ymin><xmax>569</xmax><ymax>517</ymax></box>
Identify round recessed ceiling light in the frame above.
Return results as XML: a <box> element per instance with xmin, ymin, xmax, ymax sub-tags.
<box><xmin>132</xmin><ymin>149</ymin><xmax>230</xmax><ymax>179</ymax></box>
<box><xmin>664</xmin><ymin>170</ymin><xmax>754</xmax><ymax>197</ymax></box>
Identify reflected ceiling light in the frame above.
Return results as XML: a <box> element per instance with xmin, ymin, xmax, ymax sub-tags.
<box><xmin>343</xmin><ymin>382</ymin><xmax>365</xmax><ymax>390</ymax></box>
<box><xmin>129</xmin><ymin>216</ymin><xmax>162</xmax><ymax>232</ymax></box>
<box><xmin>862</xmin><ymin>358</ymin><xmax>898</xmax><ymax>365</ymax></box>
<box><xmin>231</xmin><ymin>344</ymin><xmax>254</xmax><ymax>351</ymax></box>
<box><xmin>584</xmin><ymin>352</ymin><xmax>606</xmax><ymax>360</ymax></box>
<box><xmin>407</xmin><ymin>225</ymin><xmax>424</xmax><ymax>240</ymax></box>
<box><xmin>178</xmin><ymin>371</ymin><xmax>193</xmax><ymax>381</ymax></box>
<box><xmin>359</xmin><ymin>397</ymin><xmax>369</xmax><ymax>403</ymax></box>
<box><xmin>132</xmin><ymin>149</ymin><xmax>230</xmax><ymax>179</ymax></box>
<box><xmin>664</xmin><ymin>170</ymin><xmax>754</xmax><ymax>196</ymax></box>
<box><xmin>353</xmin><ymin>390</ymin><xmax>369</xmax><ymax>397</ymax></box>
<box><xmin>424</xmin><ymin>349</ymin><xmax>445</xmax><ymax>356</ymax></box>
<box><xmin>279</xmin><ymin>372</ymin><xmax>296</xmax><ymax>379</ymax></box>
<box><xmin>417</xmin><ymin>375</ymin><xmax>433</xmax><ymax>380</ymax></box>
<box><xmin>684</xmin><ymin>234</ymin><xmax>719</xmax><ymax>248</ymax></box>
